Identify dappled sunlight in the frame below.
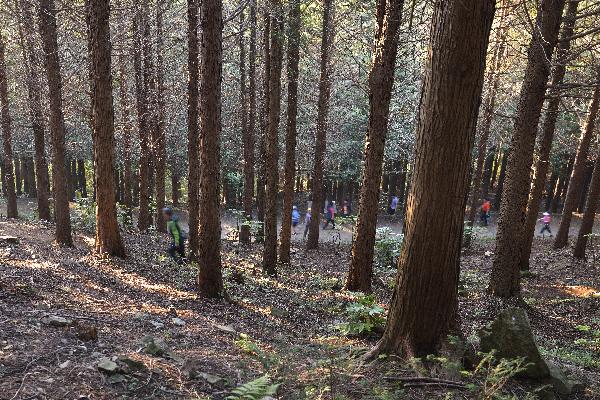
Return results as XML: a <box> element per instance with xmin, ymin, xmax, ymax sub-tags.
<box><xmin>558</xmin><ymin>285</ymin><xmax>600</xmax><ymax>298</ymax></box>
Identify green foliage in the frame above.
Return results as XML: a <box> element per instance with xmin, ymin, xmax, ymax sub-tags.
<box><xmin>464</xmin><ymin>351</ymin><xmax>529</xmax><ymax>399</ymax></box>
<box><xmin>336</xmin><ymin>293</ymin><xmax>386</xmax><ymax>336</ymax></box>
<box><xmin>72</xmin><ymin>196</ymin><xmax>96</xmax><ymax>232</ymax></box>
<box><xmin>235</xmin><ymin>333</ymin><xmax>278</xmax><ymax>369</ymax></box>
<box><xmin>374</xmin><ymin>227</ymin><xmax>403</xmax><ymax>268</ymax></box>
<box><xmin>226</xmin><ymin>375</ymin><xmax>279</xmax><ymax>400</ymax></box>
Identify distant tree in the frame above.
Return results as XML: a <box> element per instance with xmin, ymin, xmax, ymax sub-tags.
<box><xmin>88</xmin><ymin>0</ymin><xmax>125</xmax><ymax>256</ymax></box>
<box><xmin>154</xmin><ymin>0</ymin><xmax>167</xmax><ymax>233</ymax></box>
<box><xmin>346</xmin><ymin>0</ymin><xmax>404</xmax><ymax>292</ymax></box>
<box><xmin>39</xmin><ymin>0</ymin><xmax>73</xmax><ymax>245</ymax></box>
<box><xmin>574</xmin><ymin>153</ymin><xmax>600</xmax><ymax>259</ymax></box>
<box><xmin>197</xmin><ymin>0</ymin><xmax>224</xmax><ymax>298</ymax></box>
<box><xmin>372</xmin><ymin>0</ymin><xmax>494</xmax><ymax>358</ymax></box>
<box><xmin>0</xmin><ymin>31</ymin><xmax>17</xmax><ymax>219</ymax></box>
<box><xmin>490</xmin><ymin>0</ymin><xmax>566</xmax><ymax>298</ymax></box>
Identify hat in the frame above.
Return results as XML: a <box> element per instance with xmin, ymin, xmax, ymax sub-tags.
<box><xmin>293</xmin><ymin>205</ymin><xmax>297</xmax><ymax>210</ymax></box>
<box><xmin>543</xmin><ymin>212</ymin><xmax>550</xmax><ymax>216</ymax></box>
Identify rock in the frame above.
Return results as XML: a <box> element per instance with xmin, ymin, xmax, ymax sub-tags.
<box><xmin>142</xmin><ymin>336</ymin><xmax>169</xmax><ymax>356</ymax></box>
<box><xmin>41</xmin><ymin>315</ymin><xmax>72</xmax><ymax>327</ymax></box>
<box><xmin>0</xmin><ymin>235</ymin><xmax>19</xmax><ymax>244</ymax></box>
<box><xmin>547</xmin><ymin>362</ymin><xmax>584</xmax><ymax>396</ymax></box>
<box><xmin>150</xmin><ymin>320</ymin><xmax>164</xmax><ymax>329</ymax></box>
<box><xmin>58</xmin><ymin>360</ymin><xmax>71</xmax><ymax>369</ymax></box>
<box><xmin>117</xmin><ymin>356</ymin><xmax>147</xmax><ymax>373</ymax></box>
<box><xmin>270</xmin><ymin>307</ymin><xmax>289</xmax><ymax>318</ymax></box>
<box><xmin>484</xmin><ymin>251</ymin><xmax>493</xmax><ymax>258</ymax></box>
<box><xmin>479</xmin><ymin>307</ymin><xmax>549</xmax><ymax>379</ymax></box>
<box><xmin>108</xmin><ymin>374</ymin><xmax>127</xmax><ymax>384</ymax></box>
<box><xmin>182</xmin><ymin>359</ymin><xmax>223</xmax><ymax>384</ymax></box>
<box><xmin>75</xmin><ymin>323</ymin><xmax>98</xmax><ymax>341</ymax></box>
<box><xmin>172</xmin><ymin>317</ymin><xmax>186</xmax><ymax>326</ymax></box>
<box><xmin>133</xmin><ymin>312</ymin><xmax>149</xmax><ymax>320</ymax></box>
<box><xmin>198</xmin><ymin>372</ymin><xmax>223</xmax><ymax>385</ymax></box>
<box><xmin>97</xmin><ymin>358</ymin><xmax>119</xmax><ymax>374</ymax></box>
<box><xmin>214</xmin><ymin>324</ymin><xmax>236</xmax><ymax>334</ymax></box>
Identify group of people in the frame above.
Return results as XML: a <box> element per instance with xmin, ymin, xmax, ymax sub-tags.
<box><xmin>290</xmin><ymin>199</ymin><xmax>353</xmax><ymax>238</ymax></box>
<box><xmin>479</xmin><ymin>198</ymin><xmax>552</xmax><ymax>235</ymax></box>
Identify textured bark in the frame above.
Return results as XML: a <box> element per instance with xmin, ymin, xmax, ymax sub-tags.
<box><xmin>39</xmin><ymin>0</ymin><xmax>73</xmax><ymax>245</ymax></box>
<box><xmin>0</xmin><ymin>33</ymin><xmax>18</xmax><ymax>219</ymax></box>
<box><xmin>553</xmin><ymin>78</ymin><xmax>600</xmax><ymax>249</ymax></box>
<box><xmin>239</xmin><ymin>4</ymin><xmax>254</xmax><ymax>245</ymax></box>
<box><xmin>493</xmin><ymin>150</ymin><xmax>508</xmax><ymax>210</ymax></box>
<box><xmin>26</xmin><ymin>158</ymin><xmax>37</xmax><ymax>198</ymax></box>
<box><xmin>197</xmin><ymin>0</ymin><xmax>224</xmax><ymax>298</ymax></box>
<box><xmin>551</xmin><ymin>156</ymin><xmax>573</xmax><ymax>213</ymax></box>
<box><xmin>374</xmin><ymin>0</ymin><xmax>494</xmax><ymax>358</ymax></box>
<box><xmin>88</xmin><ymin>0</ymin><xmax>125</xmax><ymax>256</ymax></box>
<box><xmin>278</xmin><ymin>0</ymin><xmax>301</xmax><ymax>264</ymax></box>
<box><xmin>187</xmin><ymin>0</ymin><xmax>200</xmax><ymax>258</ymax></box>
<box><xmin>154</xmin><ymin>1</ymin><xmax>167</xmax><ymax>233</ymax></box>
<box><xmin>118</xmin><ymin>54</ymin><xmax>132</xmax><ymax>207</ymax></box>
<box><xmin>347</xmin><ymin>0</ymin><xmax>403</xmax><ymax>292</ymax></box>
<box><xmin>480</xmin><ymin>147</ymin><xmax>496</xmax><ymax>200</ymax></box>
<box><xmin>16</xmin><ymin>0</ymin><xmax>51</xmax><ymax>220</ymax></box>
<box><xmin>262</xmin><ymin>0</ymin><xmax>284</xmax><ymax>275</ymax></box>
<box><xmin>307</xmin><ymin>0</ymin><xmax>335</xmax><ymax>250</ymax></box>
<box><xmin>573</xmin><ymin>155</ymin><xmax>600</xmax><ymax>259</ymax></box>
<box><xmin>489</xmin><ymin>0</ymin><xmax>565</xmax><ymax>298</ymax></box>
<box><xmin>77</xmin><ymin>159</ymin><xmax>88</xmax><ymax>198</ymax></box>
<box><xmin>171</xmin><ymin>170</ymin><xmax>180</xmax><ymax>207</ymax></box>
<box><xmin>578</xmin><ymin>162</ymin><xmax>594</xmax><ymax>212</ymax></box>
<box><xmin>520</xmin><ymin>0</ymin><xmax>579</xmax><ymax>269</ymax></box>
<box><xmin>544</xmin><ymin>170</ymin><xmax>559</xmax><ymax>211</ymax></box>
<box><xmin>14</xmin><ymin>158</ymin><xmax>22</xmax><ymax>197</ymax></box>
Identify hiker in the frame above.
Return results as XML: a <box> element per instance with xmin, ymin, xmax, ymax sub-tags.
<box><xmin>323</xmin><ymin>201</ymin><xmax>336</xmax><ymax>229</ymax></box>
<box><xmin>291</xmin><ymin>206</ymin><xmax>300</xmax><ymax>234</ymax></box>
<box><xmin>303</xmin><ymin>208</ymin><xmax>312</xmax><ymax>239</ymax></box>
<box><xmin>539</xmin><ymin>212</ymin><xmax>552</xmax><ymax>236</ymax></box>
<box><xmin>342</xmin><ymin>199</ymin><xmax>352</xmax><ymax>217</ymax></box>
<box><xmin>480</xmin><ymin>198</ymin><xmax>491</xmax><ymax>226</ymax></box>
<box><xmin>162</xmin><ymin>207</ymin><xmax>185</xmax><ymax>261</ymax></box>
<box><xmin>389</xmin><ymin>196</ymin><xmax>399</xmax><ymax>215</ymax></box>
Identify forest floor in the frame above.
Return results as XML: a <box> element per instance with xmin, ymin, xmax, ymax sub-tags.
<box><xmin>1</xmin><ymin>201</ymin><xmax>600</xmax><ymax>399</ymax></box>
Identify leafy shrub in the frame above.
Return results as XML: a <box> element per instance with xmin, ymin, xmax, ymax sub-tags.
<box><xmin>374</xmin><ymin>227</ymin><xmax>403</xmax><ymax>268</ymax></box>
<box><xmin>464</xmin><ymin>351</ymin><xmax>529</xmax><ymax>399</ymax></box>
<box><xmin>72</xmin><ymin>196</ymin><xmax>97</xmax><ymax>232</ymax></box>
<box><xmin>226</xmin><ymin>374</ymin><xmax>279</xmax><ymax>400</ymax></box>
<box><xmin>336</xmin><ymin>293</ymin><xmax>386</xmax><ymax>336</ymax></box>
<box><xmin>235</xmin><ymin>333</ymin><xmax>278</xmax><ymax>369</ymax></box>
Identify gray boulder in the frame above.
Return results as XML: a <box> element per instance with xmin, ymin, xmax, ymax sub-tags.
<box><xmin>142</xmin><ymin>336</ymin><xmax>169</xmax><ymax>356</ymax></box>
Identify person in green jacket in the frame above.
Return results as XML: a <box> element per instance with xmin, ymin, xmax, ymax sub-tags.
<box><xmin>162</xmin><ymin>207</ymin><xmax>185</xmax><ymax>260</ymax></box>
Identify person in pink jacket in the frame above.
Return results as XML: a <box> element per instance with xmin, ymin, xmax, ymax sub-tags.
<box><xmin>539</xmin><ymin>212</ymin><xmax>552</xmax><ymax>236</ymax></box>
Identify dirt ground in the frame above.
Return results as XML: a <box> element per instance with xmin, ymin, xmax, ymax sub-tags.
<box><xmin>1</xmin><ymin>200</ymin><xmax>599</xmax><ymax>399</ymax></box>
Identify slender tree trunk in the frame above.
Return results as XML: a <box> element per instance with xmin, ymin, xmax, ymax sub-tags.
<box><xmin>493</xmin><ymin>149</ymin><xmax>508</xmax><ymax>210</ymax></box>
<box><xmin>0</xmin><ymin>33</ymin><xmax>18</xmax><ymax>218</ymax></box>
<box><xmin>554</xmin><ymin>78</ymin><xmax>600</xmax><ymax>249</ymax></box>
<box><xmin>187</xmin><ymin>0</ymin><xmax>201</xmax><ymax>258</ymax></box>
<box><xmin>22</xmin><ymin>158</ymin><xmax>30</xmax><ymax>196</ymax></box>
<box><xmin>373</xmin><ymin>0</ymin><xmax>494</xmax><ymax>358</ymax></box>
<box><xmin>346</xmin><ymin>0</ymin><xmax>403</xmax><ymax>292</ymax></box>
<box><xmin>262</xmin><ymin>0</ymin><xmax>284</xmax><ymax>275</ymax></box>
<box><xmin>88</xmin><ymin>0</ymin><xmax>125</xmax><ymax>256</ymax></box>
<box><xmin>154</xmin><ymin>0</ymin><xmax>167</xmax><ymax>233</ymax></box>
<box><xmin>480</xmin><ymin>146</ymin><xmax>496</xmax><ymax>200</ymax></box>
<box><xmin>14</xmin><ymin>158</ymin><xmax>22</xmax><ymax>197</ymax></box>
<box><xmin>278</xmin><ymin>0</ymin><xmax>301</xmax><ymax>264</ymax></box>
<box><xmin>489</xmin><ymin>0</ymin><xmax>565</xmax><ymax>298</ymax></box>
<box><xmin>552</xmin><ymin>156</ymin><xmax>573</xmax><ymax>213</ymax></box>
<box><xmin>578</xmin><ymin>162</ymin><xmax>594</xmax><ymax>212</ymax></box>
<box><xmin>574</xmin><ymin>155</ymin><xmax>600</xmax><ymax>258</ymax></box>
<box><xmin>197</xmin><ymin>0</ymin><xmax>224</xmax><ymax>298</ymax></box>
<box><xmin>26</xmin><ymin>158</ymin><xmax>36</xmax><ymax>197</ymax></box>
<box><xmin>39</xmin><ymin>0</ymin><xmax>73</xmax><ymax>245</ymax></box>
<box><xmin>171</xmin><ymin>170</ymin><xmax>180</xmax><ymax>207</ymax></box>
<box><xmin>16</xmin><ymin>0</ymin><xmax>51</xmax><ymax>219</ymax></box>
<box><xmin>545</xmin><ymin>169</ymin><xmax>559</xmax><ymax>211</ymax></box>
<box><xmin>307</xmin><ymin>0</ymin><xmax>335</xmax><ymax>249</ymax></box>
<box><xmin>519</xmin><ymin>0</ymin><xmax>579</xmax><ymax>268</ymax></box>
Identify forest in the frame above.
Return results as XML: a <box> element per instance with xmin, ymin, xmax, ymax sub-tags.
<box><xmin>0</xmin><ymin>0</ymin><xmax>600</xmax><ymax>398</ymax></box>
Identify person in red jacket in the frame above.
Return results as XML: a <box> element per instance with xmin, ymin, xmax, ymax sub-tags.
<box><xmin>480</xmin><ymin>198</ymin><xmax>491</xmax><ymax>226</ymax></box>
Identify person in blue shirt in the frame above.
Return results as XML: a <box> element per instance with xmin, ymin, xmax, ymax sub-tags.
<box><xmin>162</xmin><ymin>207</ymin><xmax>185</xmax><ymax>261</ymax></box>
<box><xmin>291</xmin><ymin>205</ymin><xmax>301</xmax><ymax>235</ymax></box>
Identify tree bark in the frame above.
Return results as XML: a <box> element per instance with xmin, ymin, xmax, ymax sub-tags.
<box><xmin>489</xmin><ymin>0</ymin><xmax>565</xmax><ymax>298</ymax></box>
<box><xmin>197</xmin><ymin>0</ymin><xmax>224</xmax><ymax>298</ymax></box>
<box><xmin>118</xmin><ymin>53</ymin><xmax>132</xmax><ymax>207</ymax></box>
<box><xmin>39</xmin><ymin>0</ymin><xmax>73</xmax><ymax>244</ymax></box>
<box><xmin>519</xmin><ymin>0</ymin><xmax>579</xmax><ymax>269</ymax></box>
<box><xmin>88</xmin><ymin>0</ymin><xmax>125</xmax><ymax>256</ymax></box>
<box><xmin>278</xmin><ymin>0</ymin><xmax>301</xmax><ymax>264</ymax></box>
<box><xmin>187</xmin><ymin>0</ymin><xmax>201</xmax><ymax>258</ymax></box>
<box><xmin>307</xmin><ymin>0</ymin><xmax>335</xmax><ymax>250</ymax></box>
<box><xmin>154</xmin><ymin>0</ymin><xmax>167</xmax><ymax>233</ymax></box>
<box><xmin>373</xmin><ymin>0</ymin><xmax>494</xmax><ymax>358</ymax></box>
<box><xmin>0</xmin><ymin>33</ymin><xmax>18</xmax><ymax>219</ymax></box>
<box><xmin>262</xmin><ymin>0</ymin><xmax>284</xmax><ymax>275</ymax></box>
<box><xmin>553</xmin><ymin>77</ymin><xmax>600</xmax><ymax>249</ymax></box>
<box><xmin>573</xmin><ymin>155</ymin><xmax>600</xmax><ymax>258</ymax></box>
<box><xmin>346</xmin><ymin>0</ymin><xmax>403</xmax><ymax>292</ymax></box>
<box><xmin>171</xmin><ymin>170</ymin><xmax>180</xmax><ymax>207</ymax></box>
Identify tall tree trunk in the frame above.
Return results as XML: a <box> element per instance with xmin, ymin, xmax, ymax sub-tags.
<box><xmin>480</xmin><ymin>146</ymin><xmax>496</xmax><ymax>200</ymax></box>
<box><xmin>171</xmin><ymin>170</ymin><xmax>180</xmax><ymax>207</ymax></box>
<box><xmin>239</xmin><ymin>6</ymin><xmax>254</xmax><ymax>244</ymax></box>
<box><xmin>573</xmin><ymin>155</ymin><xmax>600</xmax><ymax>259</ymax></box>
<box><xmin>154</xmin><ymin>0</ymin><xmax>167</xmax><ymax>233</ymax></box>
<box><xmin>88</xmin><ymin>0</ymin><xmax>125</xmax><ymax>256</ymax></box>
<box><xmin>262</xmin><ymin>0</ymin><xmax>284</xmax><ymax>275</ymax></box>
<box><xmin>78</xmin><ymin>159</ymin><xmax>88</xmax><ymax>198</ymax></box>
<box><xmin>553</xmin><ymin>79</ymin><xmax>600</xmax><ymax>248</ymax></box>
<box><xmin>118</xmin><ymin>52</ymin><xmax>132</xmax><ymax>208</ymax></box>
<box><xmin>26</xmin><ymin>158</ymin><xmax>37</xmax><ymax>198</ymax></box>
<box><xmin>307</xmin><ymin>0</ymin><xmax>335</xmax><ymax>249</ymax></box>
<box><xmin>489</xmin><ymin>0</ymin><xmax>565</xmax><ymax>298</ymax></box>
<box><xmin>519</xmin><ymin>0</ymin><xmax>579</xmax><ymax>269</ymax></box>
<box><xmin>197</xmin><ymin>0</ymin><xmax>224</xmax><ymax>298</ymax></box>
<box><xmin>493</xmin><ymin>149</ymin><xmax>508</xmax><ymax>210</ymax></box>
<box><xmin>22</xmin><ymin>158</ymin><xmax>30</xmax><ymax>196</ymax></box>
<box><xmin>14</xmin><ymin>158</ymin><xmax>22</xmax><ymax>197</ymax></box>
<box><xmin>39</xmin><ymin>0</ymin><xmax>73</xmax><ymax>245</ymax></box>
<box><xmin>346</xmin><ymin>0</ymin><xmax>403</xmax><ymax>292</ymax></box>
<box><xmin>16</xmin><ymin>0</ymin><xmax>51</xmax><ymax>220</ymax></box>
<box><xmin>373</xmin><ymin>0</ymin><xmax>494</xmax><ymax>358</ymax></box>
<box><xmin>551</xmin><ymin>156</ymin><xmax>573</xmax><ymax>213</ymax></box>
<box><xmin>187</xmin><ymin>0</ymin><xmax>201</xmax><ymax>258</ymax></box>
<box><xmin>545</xmin><ymin>169</ymin><xmax>559</xmax><ymax>211</ymax></box>
<box><xmin>0</xmin><ymin>33</ymin><xmax>18</xmax><ymax>218</ymax></box>
<box><xmin>278</xmin><ymin>0</ymin><xmax>301</xmax><ymax>264</ymax></box>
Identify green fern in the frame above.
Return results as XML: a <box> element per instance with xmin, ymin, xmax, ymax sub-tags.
<box><xmin>226</xmin><ymin>374</ymin><xmax>279</xmax><ymax>400</ymax></box>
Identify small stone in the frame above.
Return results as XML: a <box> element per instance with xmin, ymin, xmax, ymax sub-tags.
<box><xmin>484</xmin><ymin>251</ymin><xmax>493</xmax><ymax>258</ymax></box>
<box><xmin>198</xmin><ymin>372</ymin><xmax>223</xmax><ymax>385</ymax></box>
<box><xmin>270</xmin><ymin>307</ymin><xmax>289</xmax><ymax>318</ymax></box>
<box><xmin>150</xmin><ymin>320</ymin><xmax>164</xmax><ymax>329</ymax></box>
<box><xmin>214</xmin><ymin>324</ymin><xmax>236</xmax><ymax>334</ymax></box>
<box><xmin>117</xmin><ymin>356</ymin><xmax>147</xmax><ymax>373</ymax></box>
<box><xmin>142</xmin><ymin>336</ymin><xmax>169</xmax><ymax>356</ymax></box>
<box><xmin>0</xmin><ymin>236</ymin><xmax>19</xmax><ymax>244</ymax></box>
<box><xmin>547</xmin><ymin>363</ymin><xmax>584</xmax><ymax>396</ymax></box>
<box><xmin>108</xmin><ymin>374</ymin><xmax>127</xmax><ymax>384</ymax></box>
<box><xmin>58</xmin><ymin>360</ymin><xmax>71</xmax><ymax>369</ymax></box>
<box><xmin>97</xmin><ymin>358</ymin><xmax>119</xmax><ymax>374</ymax></box>
<box><xmin>133</xmin><ymin>312</ymin><xmax>148</xmax><ymax>320</ymax></box>
<box><xmin>172</xmin><ymin>317</ymin><xmax>186</xmax><ymax>326</ymax></box>
<box><xmin>41</xmin><ymin>315</ymin><xmax>72</xmax><ymax>327</ymax></box>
